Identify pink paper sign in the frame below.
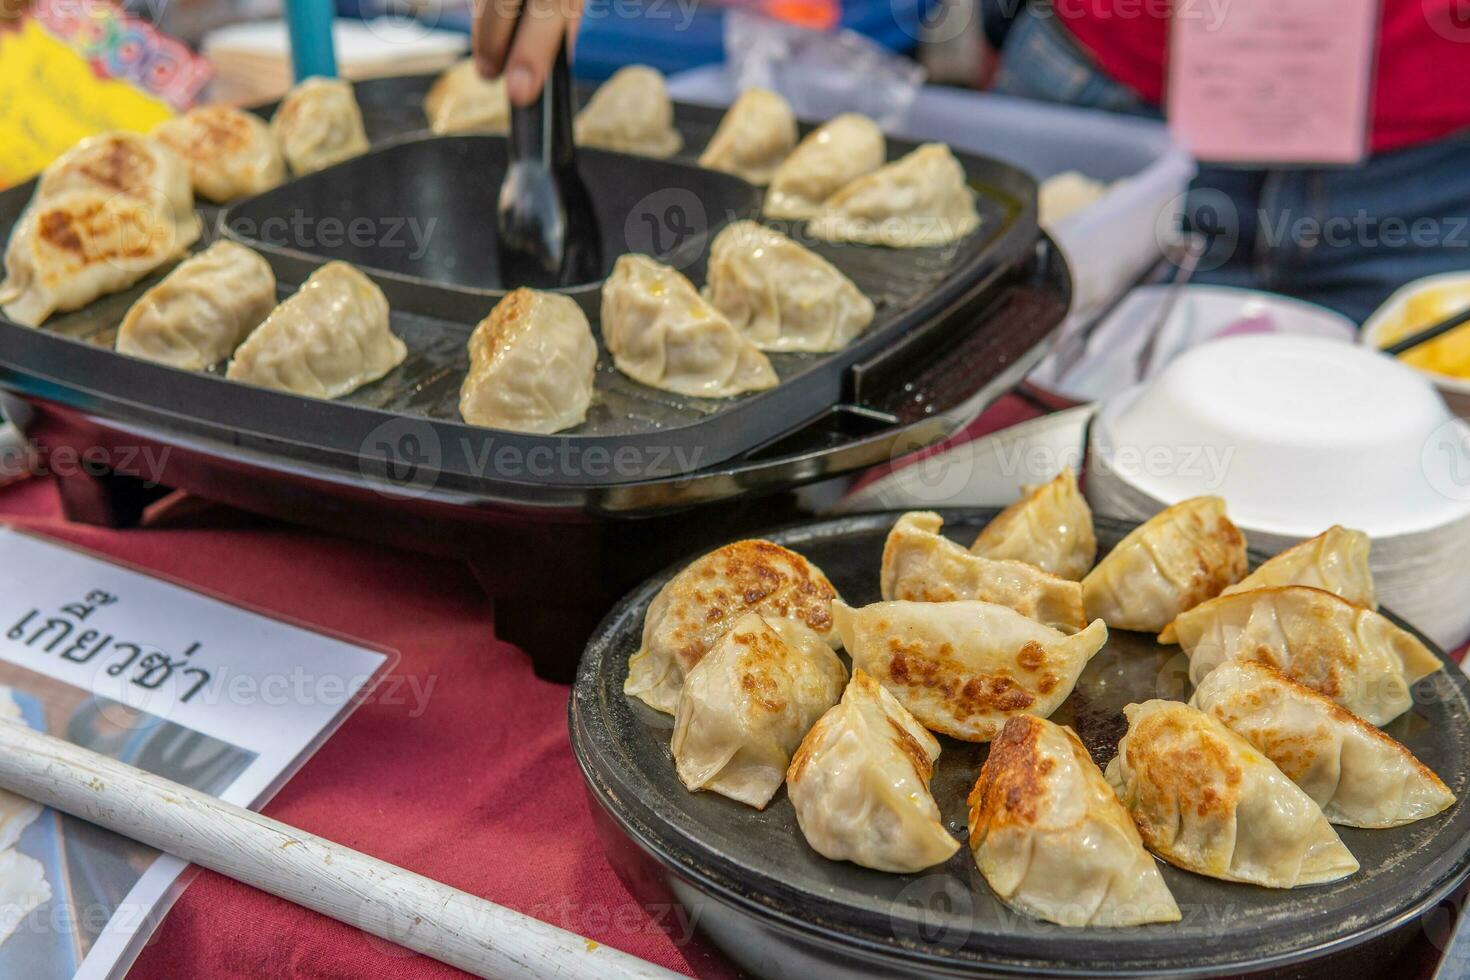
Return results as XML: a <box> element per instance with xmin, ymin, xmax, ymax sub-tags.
<box><xmin>1166</xmin><ymin>0</ymin><xmax>1379</xmax><ymax>164</ymax></box>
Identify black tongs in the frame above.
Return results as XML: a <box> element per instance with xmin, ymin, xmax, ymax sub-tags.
<box><xmin>495</xmin><ymin>18</ymin><xmax>602</xmax><ymax>289</ymax></box>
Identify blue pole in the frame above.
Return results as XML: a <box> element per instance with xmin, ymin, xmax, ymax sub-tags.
<box><xmin>284</xmin><ymin>0</ymin><xmax>339</xmax><ymax>81</ymax></box>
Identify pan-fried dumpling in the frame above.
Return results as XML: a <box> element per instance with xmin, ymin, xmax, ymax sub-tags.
<box><xmin>116</xmin><ymin>241</ymin><xmax>276</xmax><ymax>370</ymax></box>
<box><xmin>880</xmin><ymin>512</ymin><xmax>1085</xmax><ymax>632</ymax></box>
<box><xmin>226</xmin><ymin>261</ymin><xmax>405</xmax><ymax>398</ymax></box>
<box><xmin>970</xmin><ymin>468</ymin><xmax>1096</xmax><ymax>581</ymax></box>
<box><xmin>808</xmin><ymin>143</ymin><xmax>980</xmax><ymax>248</ymax></box>
<box><xmin>574</xmin><ymin>65</ymin><xmax>682</xmax><ymax>158</ymax></box>
<box><xmin>832</xmin><ymin>599</ymin><xmax>1108</xmax><ymax>741</ymax></box>
<box><xmin>424</xmin><ymin>59</ymin><xmax>510</xmax><ymax>134</ymax></box>
<box><xmin>625</xmin><ymin>539</ymin><xmax>841</xmax><ymax>714</ymax></box>
<box><xmin>154</xmin><ymin>105</ymin><xmax>286</xmax><ymax>202</ymax></box>
<box><xmin>672</xmin><ymin>613</ymin><xmax>847</xmax><ymax>808</ymax></box>
<box><xmin>1190</xmin><ymin>660</ymin><xmax>1454</xmax><ymax>828</ymax></box>
<box><xmin>601</xmin><ymin>254</ymin><xmax>777</xmax><ymax>398</ymax></box>
<box><xmin>1</xmin><ymin>190</ymin><xmax>183</xmax><ymax>327</ymax></box>
<box><xmin>968</xmin><ymin>715</ymin><xmax>1179</xmax><ymax>926</ymax></box>
<box><xmin>1173</xmin><ymin>586</ymin><xmax>1442</xmax><ymax>726</ymax></box>
<box><xmin>459</xmin><ymin>288</ymin><xmax>596</xmax><ymax>434</ymax></box>
<box><xmin>1081</xmin><ymin>496</ymin><xmax>1246</xmax><ymax>632</ymax></box>
<box><xmin>272</xmin><ymin>77</ymin><xmax>370</xmax><ymax>176</ymax></box>
<box><xmin>33</xmin><ymin>131</ymin><xmax>201</xmax><ymax>252</ymax></box>
<box><xmin>1161</xmin><ymin>525</ymin><xmax>1374</xmax><ymax>643</ymax></box>
<box><xmin>787</xmin><ymin>669</ymin><xmax>959</xmax><ymax>872</ymax></box>
<box><xmin>704</xmin><ymin>220</ymin><xmax>874</xmax><ymax>353</ymax></box>
<box><xmin>698</xmin><ymin>88</ymin><xmax>797</xmax><ymax>185</ymax></box>
<box><xmin>1106</xmin><ymin>700</ymin><xmax>1358</xmax><ymax>888</ymax></box>
<box><xmin>0</xmin><ymin>688</ymin><xmax>41</xmax><ymax>852</ymax></box>
<box><xmin>764</xmin><ymin>114</ymin><xmax>884</xmax><ymax>220</ymax></box>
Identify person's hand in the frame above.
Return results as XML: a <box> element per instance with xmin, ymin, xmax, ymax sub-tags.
<box><xmin>473</xmin><ymin>0</ymin><xmax>585</xmax><ymax>107</ymax></box>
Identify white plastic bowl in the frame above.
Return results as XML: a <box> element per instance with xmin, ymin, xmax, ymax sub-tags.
<box><xmin>1360</xmin><ymin>271</ymin><xmax>1470</xmax><ymax>420</ymax></box>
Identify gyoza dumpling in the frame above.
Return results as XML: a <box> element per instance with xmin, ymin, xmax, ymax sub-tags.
<box><xmin>1</xmin><ymin>190</ymin><xmax>183</xmax><ymax>327</ymax></box>
<box><xmin>226</xmin><ymin>261</ymin><xmax>405</xmax><ymax>398</ymax></box>
<box><xmin>0</xmin><ymin>850</ymin><xmax>50</xmax><ymax>947</ymax></box>
<box><xmin>154</xmin><ymin>105</ymin><xmax>287</xmax><ymax>202</ymax></box>
<box><xmin>1081</xmin><ymin>496</ymin><xmax>1246</xmax><ymax>632</ymax></box>
<box><xmin>970</xmin><ymin>468</ymin><xmax>1096</xmax><ymax>581</ymax></box>
<box><xmin>424</xmin><ymin>59</ymin><xmax>510</xmax><ymax>134</ymax></box>
<box><xmin>704</xmin><ymin>221</ymin><xmax>874</xmax><ymax>353</ymax></box>
<box><xmin>698</xmin><ymin>88</ymin><xmax>797</xmax><ymax>185</ymax></box>
<box><xmin>625</xmin><ymin>539</ymin><xmax>841</xmax><ymax>714</ymax></box>
<box><xmin>33</xmin><ymin>131</ymin><xmax>201</xmax><ymax>252</ymax></box>
<box><xmin>574</xmin><ymin>65</ymin><xmax>682</xmax><ymax>158</ymax></box>
<box><xmin>832</xmin><ymin>599</ymin><xmax>1108</xmax><ymax>741</ymax></box>
<box><xmin>1106</xmin><ymin>700</ymin><xmax>1358</xmax><ymax>888</ymax></box>
<box><xmin>0</xmin><ymin>689</ymin><xmax>41</xmax><ymax>852</ymax></box>
<box><xmin>116</xmin><ymin>241</ymin><xmax>276</xmax><ymax>370</ymax></box>
<box><xmin>459</xmin><ymin>288</ymin><xmax>596</xmax><ymax>434</ymax></box>
<box><xmin>1160</xmin><ymin>525</ymin><xmax>1374</xmax><ymax>643</ymax></box>
<box><xmin>808</xmin><ymin>143</ymin><xmax>980</xmax><ymax>248</ymax></box>
<box><xmin>672</xmin><ymin>613</ymin><xmax>847</xmax><ymax>808</ymax></box>
<box><xmin>764</xmin><ymin>114</ymin><xmax>884</xmax><ymax>220</ymax></box>
<box><xmin>272</xmin><ymin>77</ymin><xmax>370</xmax><ymax>176</ymax></box>
<box><xmin>1038</xmin><ymin>171</ymin><xmax>1108</xmax><ymax>226</ymax></box>
<box><xmin>1191</xmin><ymin>660</ymin><xmax>1454</xmax><ymax>828</ymax></box>
<box><xmin>1173</xmin><ymin>586</ymin><xmax>1442</xmax><ymax>726</ymax></box>
<box><xmin>601</xmin><ymin>254</ymin><xmax>777</xmax><ymax>398</ymax></box>
<box><xmin>787</xmin><ymin>669</ymin><xmax>959</xmax><ymax>872</ymax></box>
<box><xmin>881</xmin><ymin>512</ymin><xmax>1085</xmax><ymax>632</ymax></box>
<box><xmin>968</xmin><ymin>715</ymin><xmax>1179</xmax><ymax>926</ymax></box>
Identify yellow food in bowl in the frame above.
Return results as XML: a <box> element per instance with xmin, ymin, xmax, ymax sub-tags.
<box><xmin>1381</xmin><ymin>283</ymin><xmax>1470</xmax><ymax>378</ymax></box>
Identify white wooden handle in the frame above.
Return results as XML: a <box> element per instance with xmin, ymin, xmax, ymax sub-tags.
<box><xmin>0</xmin><ymin>720</ymin><xmax>682</xmax><ymax>980</ymax></box>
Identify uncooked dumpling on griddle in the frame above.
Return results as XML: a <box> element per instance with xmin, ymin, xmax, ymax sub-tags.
<box><xmin>226</xmin><ymin>261</ymin><xmax>405</xmax><ymax>399</ymax></box>
<box><xmin>459</xmin><ymin>288</ymin><xmax>597</xmax><ymax>434</ymax></box>
<box><xmin>625</xmin><ymin>539</ymin><xmax>842</xmax><ymax>715</ymax></box>
<box><xmin>808</xmin><ymin>143</ymin><xmax>980</xmax><ymax>248</ymax></box>
<box><xmin>573</xmin><ymin>65</ymin><xmax>682</xmax><ymax>158</ymax></box>
<box><xmin>764</xmin><ymin>113</ymin><xmax>884</xmax><ymax>220</ymax></box>
<box><xmin>698</xmin><ymin>88</ymin><xmax>797</xmax><ymax>185</ymax></box>
<box><xmin>154</xmin><ymin>105</ymin><xmax>287</xmax><ymax>203</ymax></box>
<box><xmin>601</xmin><ymin>253</ymin><xmax>777</xmax><ymax>398</ymax></box>
<box><xmin>271</xmin><ymin>76</ymin><xmax>370</xmax><ymax>176</ymax></box>
<box><xmin>1173</xmin><ymin>586</ymin><xmax>1442</xmax><ymax>726</ymax></box>
<box><xmin>1081</xmin><ymin>496</ymin><xmax>1246</xmax><ymax>633</ymax></box>
<box><xmin>424</xmin><ymin>59</ymin><xmax>510</xmax><ymax>135</ymax></box>
<box><xmin>968</xmin><ymin>715</ymin><xmax>1180</xmax><ymax>927</ymax></box>
<box><xmin>787</xmin><ymin>669</ymin><xmax>960</xmax><ymax>873</ymax></box>
<box><xmin>970</xmin><ymin>468</ymin><xmax>1096</xmax><ymax>581</ymax></box>
<box><xmin>0</xmin><ymin>190</ymin><xmax>183</xmax><ymax>327</ymax></box>
<box><xmin>33</xmin><ymin>131</ymin><xmax>202</xmax><ymax>252</ymax></box>
<box><xmin>1191</xmin><ymin>660</ymin><xmax>1453</xmax><ymax>828</ymax></box>
<box><xmin>880</xmin><ymin>511</ymin><xmax>1086</xmax><ymax>632</ymax></box>
<box><xmin>832</xmin><ymin>598</ymin><xmax>1108</xmax><ymax>742</ymax></box>
<box><xmin>672</xmin><ymin>613</ymin><xmax>847</xmax><ymax>809</ymax></box>
<box><xmin>116</xmin><ymin>241</ymin><xmax>276</xmax><ymax>371</ymax></box>
<box><xmin>1106</xmin><ymin>699</ymin><xmax>1359</xmax><ymax>888</ymax></box>
<box><xmin>704</xmin><ymin>220</ymin><xmax>874</xmax><ymax>353</ymax></box>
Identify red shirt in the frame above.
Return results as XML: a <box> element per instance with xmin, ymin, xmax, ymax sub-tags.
<box><xmin>1055</xmin><ymin>0</ymin><xmax>1470</xmax><ymax>152</ymax></box>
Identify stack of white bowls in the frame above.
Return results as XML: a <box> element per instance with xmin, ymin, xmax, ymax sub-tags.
<box><xmin>1087</xmin><ymin>334</ymin><xmax>1470</xmax><ymax>650</ymax></box>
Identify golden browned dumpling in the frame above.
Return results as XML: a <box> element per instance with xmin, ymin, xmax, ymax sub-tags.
<box><xmin>1191</xmin><ymin>660</ymin><xmax>1453</xmax><ymax>828</ymax></box>
<box><xmin>1174</xmin><ymin>586</ymin><xmax>1442</xmax><ymax>726</ymax></box>
<box><xmin>1106</xmin><ymin>700</ymin><xmax>1358</xmax><ymax>888</ymax></box>
<box><xmin>672</xmin><ymin>613</ymin><xmax>847</xmax><ymax>808</ymax></box>
<box><xmin>1081</xmin><ymin>496</ymin><xmax>1246</xmax><ymax>632</ymax></box>
<box><xmin>424</xmin><ymin>59</ymin><xmax>510</xmax><ymax>134</ymax></box>
<box><xmin>154</xmin><ymin>105</ymin><xmax>286</xmax><ymax>202</ymax></box>
<box><xmin>880</xmin><ymin>511</ymin><xmax>1085</xmax><ymax>632</ymax></box>
<box><xmin>271</xmin><ymin>77</ymin><xmax>370</xmax><ymax>176</ymax></box>
<box><xmin>970</xmin><ymin>469</ymin><xmax>1096</xmax><ymax>580</ymax></box>
<box><xmin>832</xmin><ymin>599</ymin><xmax>1108</xmax><ymax>741</ymax></box>
<box><xmin>624</xmin><ymin>540</ymin><xmax>842</xmax><ymax>714</ymax></box>
<box><xmin>698</xmin><ymin>88</ymin><xmax>797</xmax><ymax>185</ymax></box>
<box><xmin>968</xmin><ymin>715</ymin><xmax>1179</xmax><ymax>926</ymax></box>
<box><xmin>787</xmin><ymin>669</ymin><xmax>959</xmax><ymax>873</ymax></box>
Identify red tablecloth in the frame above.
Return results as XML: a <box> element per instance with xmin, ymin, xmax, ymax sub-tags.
<box><xmin>0</xmin><ymin>476</ymin><xmax>733</xmax><ymax>980</ymax></box>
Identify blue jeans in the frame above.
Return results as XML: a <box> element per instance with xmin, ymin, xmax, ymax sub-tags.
<box><xmin>995</xmin><ymin>6</ymin><xmax>1470</xmax><ymax>324</ymax></box>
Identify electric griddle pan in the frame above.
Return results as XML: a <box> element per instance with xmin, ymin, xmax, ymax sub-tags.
<box><xmin>571</xmin><ymin>510</ymin><xmax>1470</xmax><ymax>978</ymax></box>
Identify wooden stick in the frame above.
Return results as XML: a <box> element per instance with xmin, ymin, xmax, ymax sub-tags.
<box><xmin>0</xmin><ymin>720</ymin><xmax>682</xmax><ymax>980</ymax></box>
